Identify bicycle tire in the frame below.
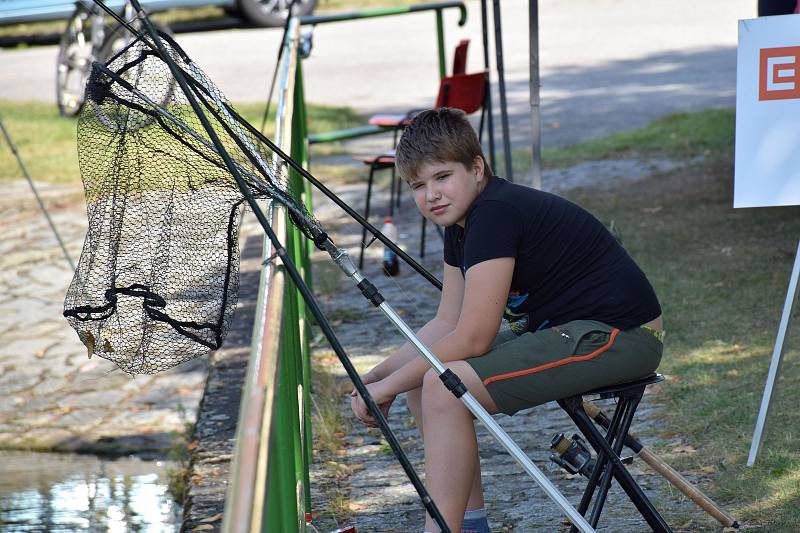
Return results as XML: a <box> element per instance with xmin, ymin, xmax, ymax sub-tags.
<box><xmin>56</xmin><ymin>6</ymin><xmax>98</xmax><ymax>117</ymax></box>
<box><xmin>91</xmin><ymin>23</ymin><xmax>177</xmax><ymax>134</ymax></box>
<box><xmin>236</xmin><ymin>0</ymin><xmax>317</xmax><ymax>27</ymax></box>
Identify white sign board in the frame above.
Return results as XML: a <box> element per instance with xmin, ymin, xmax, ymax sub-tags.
<box><xmin>735</xmin><ymin>15</ymin><xmax>800</xmax><ymax>208</ymax></box>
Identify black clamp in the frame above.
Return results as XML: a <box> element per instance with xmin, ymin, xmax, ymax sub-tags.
<box><xmin>439</xmin><ymin>369</ymin><xmax>467</xmax><ymax>398</ymax></box>
<box><xmin>356</xmin><ymin>279</ymin><xmax>384</xmax><ymax>307</ymax></box>
<box><xmin>312</xmin><ymin>231</ymin><xmax>329</xmax><ymax>250</ymax></box>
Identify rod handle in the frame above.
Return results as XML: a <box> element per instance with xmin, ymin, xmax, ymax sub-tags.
<box><xmin>582</xmin><ymin>401</ymin><xmax>737</xmax><ymax>528</ymax></box>
<box><xmin>637</xmin><ymin>448</ymin><xmax>737</xmax><ymax>528</ymax></box>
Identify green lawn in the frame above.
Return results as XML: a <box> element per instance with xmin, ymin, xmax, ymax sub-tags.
<box><xmin>557</xmin><ymin>110</ymin><xmax>800</xmax><ymax>531</ymax></box>
<box><xmin>0</xmin><ymin>99</ymin><xmax>362</xmax><ymax>184</ymax></box>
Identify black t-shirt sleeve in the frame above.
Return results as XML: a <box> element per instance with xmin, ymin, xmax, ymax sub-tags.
<box><xmin>463</xmin><ymin>201</ymin><xmax>520</xmax><ymax>270</ymax></box>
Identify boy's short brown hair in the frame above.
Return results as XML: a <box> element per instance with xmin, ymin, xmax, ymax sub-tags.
<box><xmin>394</xmin><ymin>108</ymin><xmax>492</xmax><ymax>181</ymax></box>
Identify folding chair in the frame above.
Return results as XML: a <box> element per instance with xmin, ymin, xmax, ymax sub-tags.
<box><xmin>356</xmin><ymin>41</ymin><xmax>488</xmax><ymax>268</ymax></box>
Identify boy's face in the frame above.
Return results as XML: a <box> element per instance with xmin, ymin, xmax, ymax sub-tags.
<box><xmin>407</xmin><ymin>157</ymin><xmax>486</xmax><ymax>227</ymax></box>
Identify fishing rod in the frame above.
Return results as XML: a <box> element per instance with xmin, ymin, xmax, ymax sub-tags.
<box><xmin>86</xmin><ymin>3</ymin><xmax>596</xmax><ymax>529</ymax></box>
<box><xmin>87</xmin><ymin>0</ymin><xmax>443</xmax><ymax>292</ymax></box>
<box><xmin>259</xmin><ymin>0</ymin><xmax>301</xmax><ymax>133</ymax></box>
<box><xmin>90</xmin><ymin>1</ymin><xmax>450</xmax><ymax>529</ymax></box>
<box><xmin>0</xmin><ymin>118</ymin><xmax>75</xmax><ymax>270</ymax></box>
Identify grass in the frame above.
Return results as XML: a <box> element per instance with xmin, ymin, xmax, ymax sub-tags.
<box><xmin>542</xmin><ymin>108</ymin><xmax>735</xmax><ymax>168</ymax></box>
<box><xmin>555</xmin><ymin>110</ymin><xmax>800</xmax><ymax>531</ymax></box>
<box><xmin>0</xmin><ymin>99</ymin><xmax>363</xmax><ymax>184</ymax></box>
<box><xmin>306</xmin><ymin>106</ymin><xmax>799</xmax><ymax>531</ymax></box>
<box><xmin>309</xmin><ymin>349</ymin><xmax>356</xmax><ymax>524</ymax></box>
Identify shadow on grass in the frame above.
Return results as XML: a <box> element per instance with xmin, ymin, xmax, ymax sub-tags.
<box><xmin>564</xmin><ymin>150</ymin><xmax>800</xmax><ymax>531</ymax></box>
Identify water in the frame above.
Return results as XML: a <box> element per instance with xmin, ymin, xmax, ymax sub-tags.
<box><xmin>0</xmin><ymin>451</ymin><xmax>181</xmax><ymax>532</ymax></box>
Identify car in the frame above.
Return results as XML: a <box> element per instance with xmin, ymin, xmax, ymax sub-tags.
<box><xmin>0</xmin><ymin>0</ymin><xmax>318</xmax><ymax>28</ymax></box>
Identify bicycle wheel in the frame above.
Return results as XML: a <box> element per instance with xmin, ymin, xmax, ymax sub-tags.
<box><xmin>56</xmin><ymin>6</ymin><xmax>98</xmax><ymax>117</ymax></box>
<box><xmin>92</xmin><ymin>22</ymin><xmax>176</xmax><ymax>133</ymax></box>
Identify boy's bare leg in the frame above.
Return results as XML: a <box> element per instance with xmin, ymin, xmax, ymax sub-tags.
<box><xmin>407</xmin><ymin>387</ymin><xmax>486</xmax><ymax>520</ymax></box>
<box><xmin>421</xmin><ymin>361</ymin><xmax>498</xmax><ymax>532</ymax></box>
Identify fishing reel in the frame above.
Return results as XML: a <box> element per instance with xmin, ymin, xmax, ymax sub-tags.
<box><xmin>550</xmin><ymin>433</ymin><xmax>596</xmax><ymax>477</ymax></box>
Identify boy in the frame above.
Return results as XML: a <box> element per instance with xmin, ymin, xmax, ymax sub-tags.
<box><xmin>350</xmin><ymin>108</ymin><xmax>663</xmax><ymax>533</ymax></box>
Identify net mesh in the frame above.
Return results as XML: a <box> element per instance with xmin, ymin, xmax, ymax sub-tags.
<box><xmin>63</xmin><ymin>32</ymin><xmax>320</xmax><ymax>374</ymax></box>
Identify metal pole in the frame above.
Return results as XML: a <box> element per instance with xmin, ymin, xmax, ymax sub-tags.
<box><xmin>528</xmin><ymin>0</ymin><xmax>543</xmax><ymax>190</ymax></box>
<box><xmin>491</xmin><ymin>0</ymin><xmax>514</xmax><ymax>181</ymax></box>
<box><xmin>436</xmin><ymin>8</ymin><xmax>446</xmax><ymax>78</ymax></box>
<box><xmin>0</xmin><ymin>118</ymin><xmax>75</xmax><ymax>270</ymax></box>
<box><xmin>323</xmin><ymin>241</ymin><xmax>596</xmax><ymax>533</ymax></box>
<box><xmin>90</xmin><ymin>6</ymin><xmax>452</xmax><ymax>529</ymax></box>
<box><xmin>480</xmin><ymin>0</ymin><xmax>496</xmax><ymax>171</ymax></box>
<box><xmin>748</xmin><ymin>239</ymin><xmax>800</xmax><ymax>466</ymax></box>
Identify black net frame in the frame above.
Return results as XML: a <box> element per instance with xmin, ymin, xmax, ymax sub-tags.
<box><xmin>63</xmin><ymin>29</ymin><xmax>324</xmax><ymax>374</ymax></box>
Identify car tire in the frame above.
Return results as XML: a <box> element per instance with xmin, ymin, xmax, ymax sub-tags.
<box><xmin>236</xmin><ymin>0</ymin><xmax>317</xmax><ymax>27</ymax></box>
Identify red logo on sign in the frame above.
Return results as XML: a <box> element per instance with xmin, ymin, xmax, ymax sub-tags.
<box><xmin>760</xmin><ymin>46</ymin><xmax>800</xmax><ymax>101</ymax></box>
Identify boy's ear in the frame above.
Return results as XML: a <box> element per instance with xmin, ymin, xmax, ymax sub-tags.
<box><xmin>473</xmin><ymin>156</ymin><xmax>485</xmax><ymax>180</ymax></box>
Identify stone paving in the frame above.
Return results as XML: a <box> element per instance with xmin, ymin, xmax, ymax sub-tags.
<box><xmin>305</xmin><ymin>165</ymin><xmax>721</xmax><ymax>532</ymax></box>
<box><xmin>0</xmin><ymin>179</ymin><xmax>218</xmax><ymax>457</ymax></box>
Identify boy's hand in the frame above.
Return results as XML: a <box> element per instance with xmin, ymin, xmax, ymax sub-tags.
<box><xmin>350</xmin><ymin>381</ymin><xmax>395</xmax><ymax>428</ymax></box>
<box><xmin>350</xmin><ymin>369</ymin><xmax>380</xmax><ymax>398</ymax></box>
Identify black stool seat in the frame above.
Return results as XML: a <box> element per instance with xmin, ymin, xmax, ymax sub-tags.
<box><xmin>583</xmin><ymin>373</ymin><xmax>665</xmax><ymax>399</ymax></box>
<box><xmin>557</xmin><ymin>373</ymin><xmax>672</xmax><ymax>533</ymax></box>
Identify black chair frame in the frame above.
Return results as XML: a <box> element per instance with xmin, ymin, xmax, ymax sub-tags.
<box><xmin>557</xmin><ymin>374</ymin><xmax>672</xmax><ymax>533</ymax></box>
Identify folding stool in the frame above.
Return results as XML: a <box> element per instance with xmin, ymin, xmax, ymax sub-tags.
<box><xmin>557</xmin><ymin>374</ymin><xmax>673</xmax><ymax>533</ymax></box>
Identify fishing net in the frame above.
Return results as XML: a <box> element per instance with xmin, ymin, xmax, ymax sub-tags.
<box><xmin>63</xmin><ymin>31</ymin><xmax>322</xmax><ymax>374</ymax></box>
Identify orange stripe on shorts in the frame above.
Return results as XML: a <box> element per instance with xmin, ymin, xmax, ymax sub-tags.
<box><xmin>482</xmin><ymin>328</ymin><xmax>621</xmax><ymax>386</ymax></box>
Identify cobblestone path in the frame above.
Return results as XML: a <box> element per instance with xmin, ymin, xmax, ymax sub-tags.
<box><xmin>0</xmin><ymin>179</ymin><xmax>214</xmax><ymax>456</ymax></box>
<box><xmin>306</xmin><ymin>177</ymin><xmax>718</xmax><ymax>533</ymax></box>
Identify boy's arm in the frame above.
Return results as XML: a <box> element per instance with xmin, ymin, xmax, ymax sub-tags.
<box><xmin>363</xmin><ymin>263</ymin><xmax>466</xmax><ymax>382</ymax></box>
<box><xmin>376</xmin><ymin>257</ymin><xmax>514</xmax><ymax>398</ymax></box>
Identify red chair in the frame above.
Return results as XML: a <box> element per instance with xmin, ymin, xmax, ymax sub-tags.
<box><xmin>356</xmin><ymin>40</ymin><xmax>488</xmax><ymax>269</ymax></box>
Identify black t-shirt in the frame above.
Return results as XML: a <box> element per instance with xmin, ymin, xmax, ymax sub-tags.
<box><xmin>443</xmin><ymin>177</ymin><xmax>661</xmax><ymax>331</ymax></box>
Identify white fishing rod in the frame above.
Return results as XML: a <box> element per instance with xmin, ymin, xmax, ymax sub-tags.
<box><xmin>320</xmin><ymin>240</ymin><xmax>595</xmax><ymax>533</ymax></box>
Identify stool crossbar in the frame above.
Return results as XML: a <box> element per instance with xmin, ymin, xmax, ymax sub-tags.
<box><xmin>557</xmin><ymin>374</ymin><xmax>672</xmax><ymax>533</ymax></box>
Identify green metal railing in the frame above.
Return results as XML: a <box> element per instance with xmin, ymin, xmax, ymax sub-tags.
<box><xmin>222</xmin><ymin>18</ymin><xmax>313</xmax><ymax>533</ymax></box>
<box><xmin>304</xmin><ymin>1</ymin><xmax>467</xmax><ymax>145</ymax></box>
<box><xmin>223</xmin><ymin>5</ymin><xmax>469</xmax><ymax>530</ymax></box>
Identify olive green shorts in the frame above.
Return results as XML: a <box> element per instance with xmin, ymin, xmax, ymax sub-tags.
<box><xmin>465</xmin><ymin>320</ymin><xmax>663</xmax><ymax>415</ymax></box>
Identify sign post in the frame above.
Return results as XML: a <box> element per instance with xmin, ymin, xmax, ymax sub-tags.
<box><xmin>735</xmin><ymin>15</ymin><xmax>800</xmax><ymax>465</ymax></box>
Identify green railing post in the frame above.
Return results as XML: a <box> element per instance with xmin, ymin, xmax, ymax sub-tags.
<box><xmin>291</xmin><ymin>56</ymin><xmax>315</xmax><ymax>517</ymax></box>
<box><xmin>265</xmin><ymin>322</ymin><xmax>298</xmax><ymax>531</ymax></box>
<box><xmin>436</xmin><ymin>8</ymin><xmax>446</xmax><ymax>78</ymax></box>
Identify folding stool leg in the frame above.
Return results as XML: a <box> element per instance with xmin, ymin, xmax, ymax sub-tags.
<box><xmin>561</xmin><ymin>395</ymin><xmax>672</xmax><ymax>533</ymax></box>
<box><xmin>389</xmin><ymin>168</ymin><xmax>396</xmax><ymax>217</ymax></box>
<box><xmin>566</xmin><ymin>396</ymin><xmax>627</xmax><ymax>533</ymax></box>
<box><xmin>359</xmin><ymin>164</ymin><xmax>377</xmax><ymax>269</ymax></box>
<box><xmin>588</xmin><ymin>397</ymin><xmax>634</xmax><ymax>527</ymax></box>
<box><xmin>393</xmin><ymin>167</ymin><xmax>401</xmax><ymax>210</ymax></box>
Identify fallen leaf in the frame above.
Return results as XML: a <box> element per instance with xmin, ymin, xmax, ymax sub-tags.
<box><xmin>657</xmin><ymin>432</ymin><xmax>678</xmax><ymax>439</ymax></box>
<box><xmin>700</xmin><ymin>465</ymin><xmax>717</xmax><ymax>474</ymax></box>
<box><xmin>199</xmin><ymin>513</ymin><xmax>223</xmax><ymax>523</ymax></box>
<box><xmin>187</xmin><ymin>440</ymin><xmax>199</xmax><ymax>451</ymax></box>
<box><xmin>348</xmin><ymin>502</ymin><xmax>367</xmax><ymax>511</ymax></box>
<box><xmin>672</xmin><ymin>445</ymin><xmax>697</xmax><ymax>454</ymax></box>
<box><xmin>725</xmin><ymin>369</ymin><xmax>739</xmax><ymax>377</ymax></box>
<box><xmin>642</xmin><ymin>206</ymin><xmax>663</xmax><ymax>214</ymax></box>
<box><xmin>723</xmin><ymin>527</ymin><xmax>739</xmax><ymax>532</ymax></box>
<box><xmin>191</xmin><ymin>525</ymin><xmax>214</xmax><ymax>532</ymax></box>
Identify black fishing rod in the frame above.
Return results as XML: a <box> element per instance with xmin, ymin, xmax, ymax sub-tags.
<box><xmin>86</xmin><ymin>4</ymin><xmax>597</xmax><ymax>530</ymax></box>
<box><xmin>0</xmin><ymin>118</ymin><xmax>75</xmax><ymax>270</ymax></box>
<box><xmin>259</xmin><ymin>0</ymin><xmax>300</xmax><ymax>133</ymax></box>
<box><xmin>93</xmin><ymin>1</ymin><xmax>452</xmax><ymax>530</ymax></box>
<box><xmin>87</xmin><ymin>0</ymin><xmax>443</xmax><ymax>292</ymax></box>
